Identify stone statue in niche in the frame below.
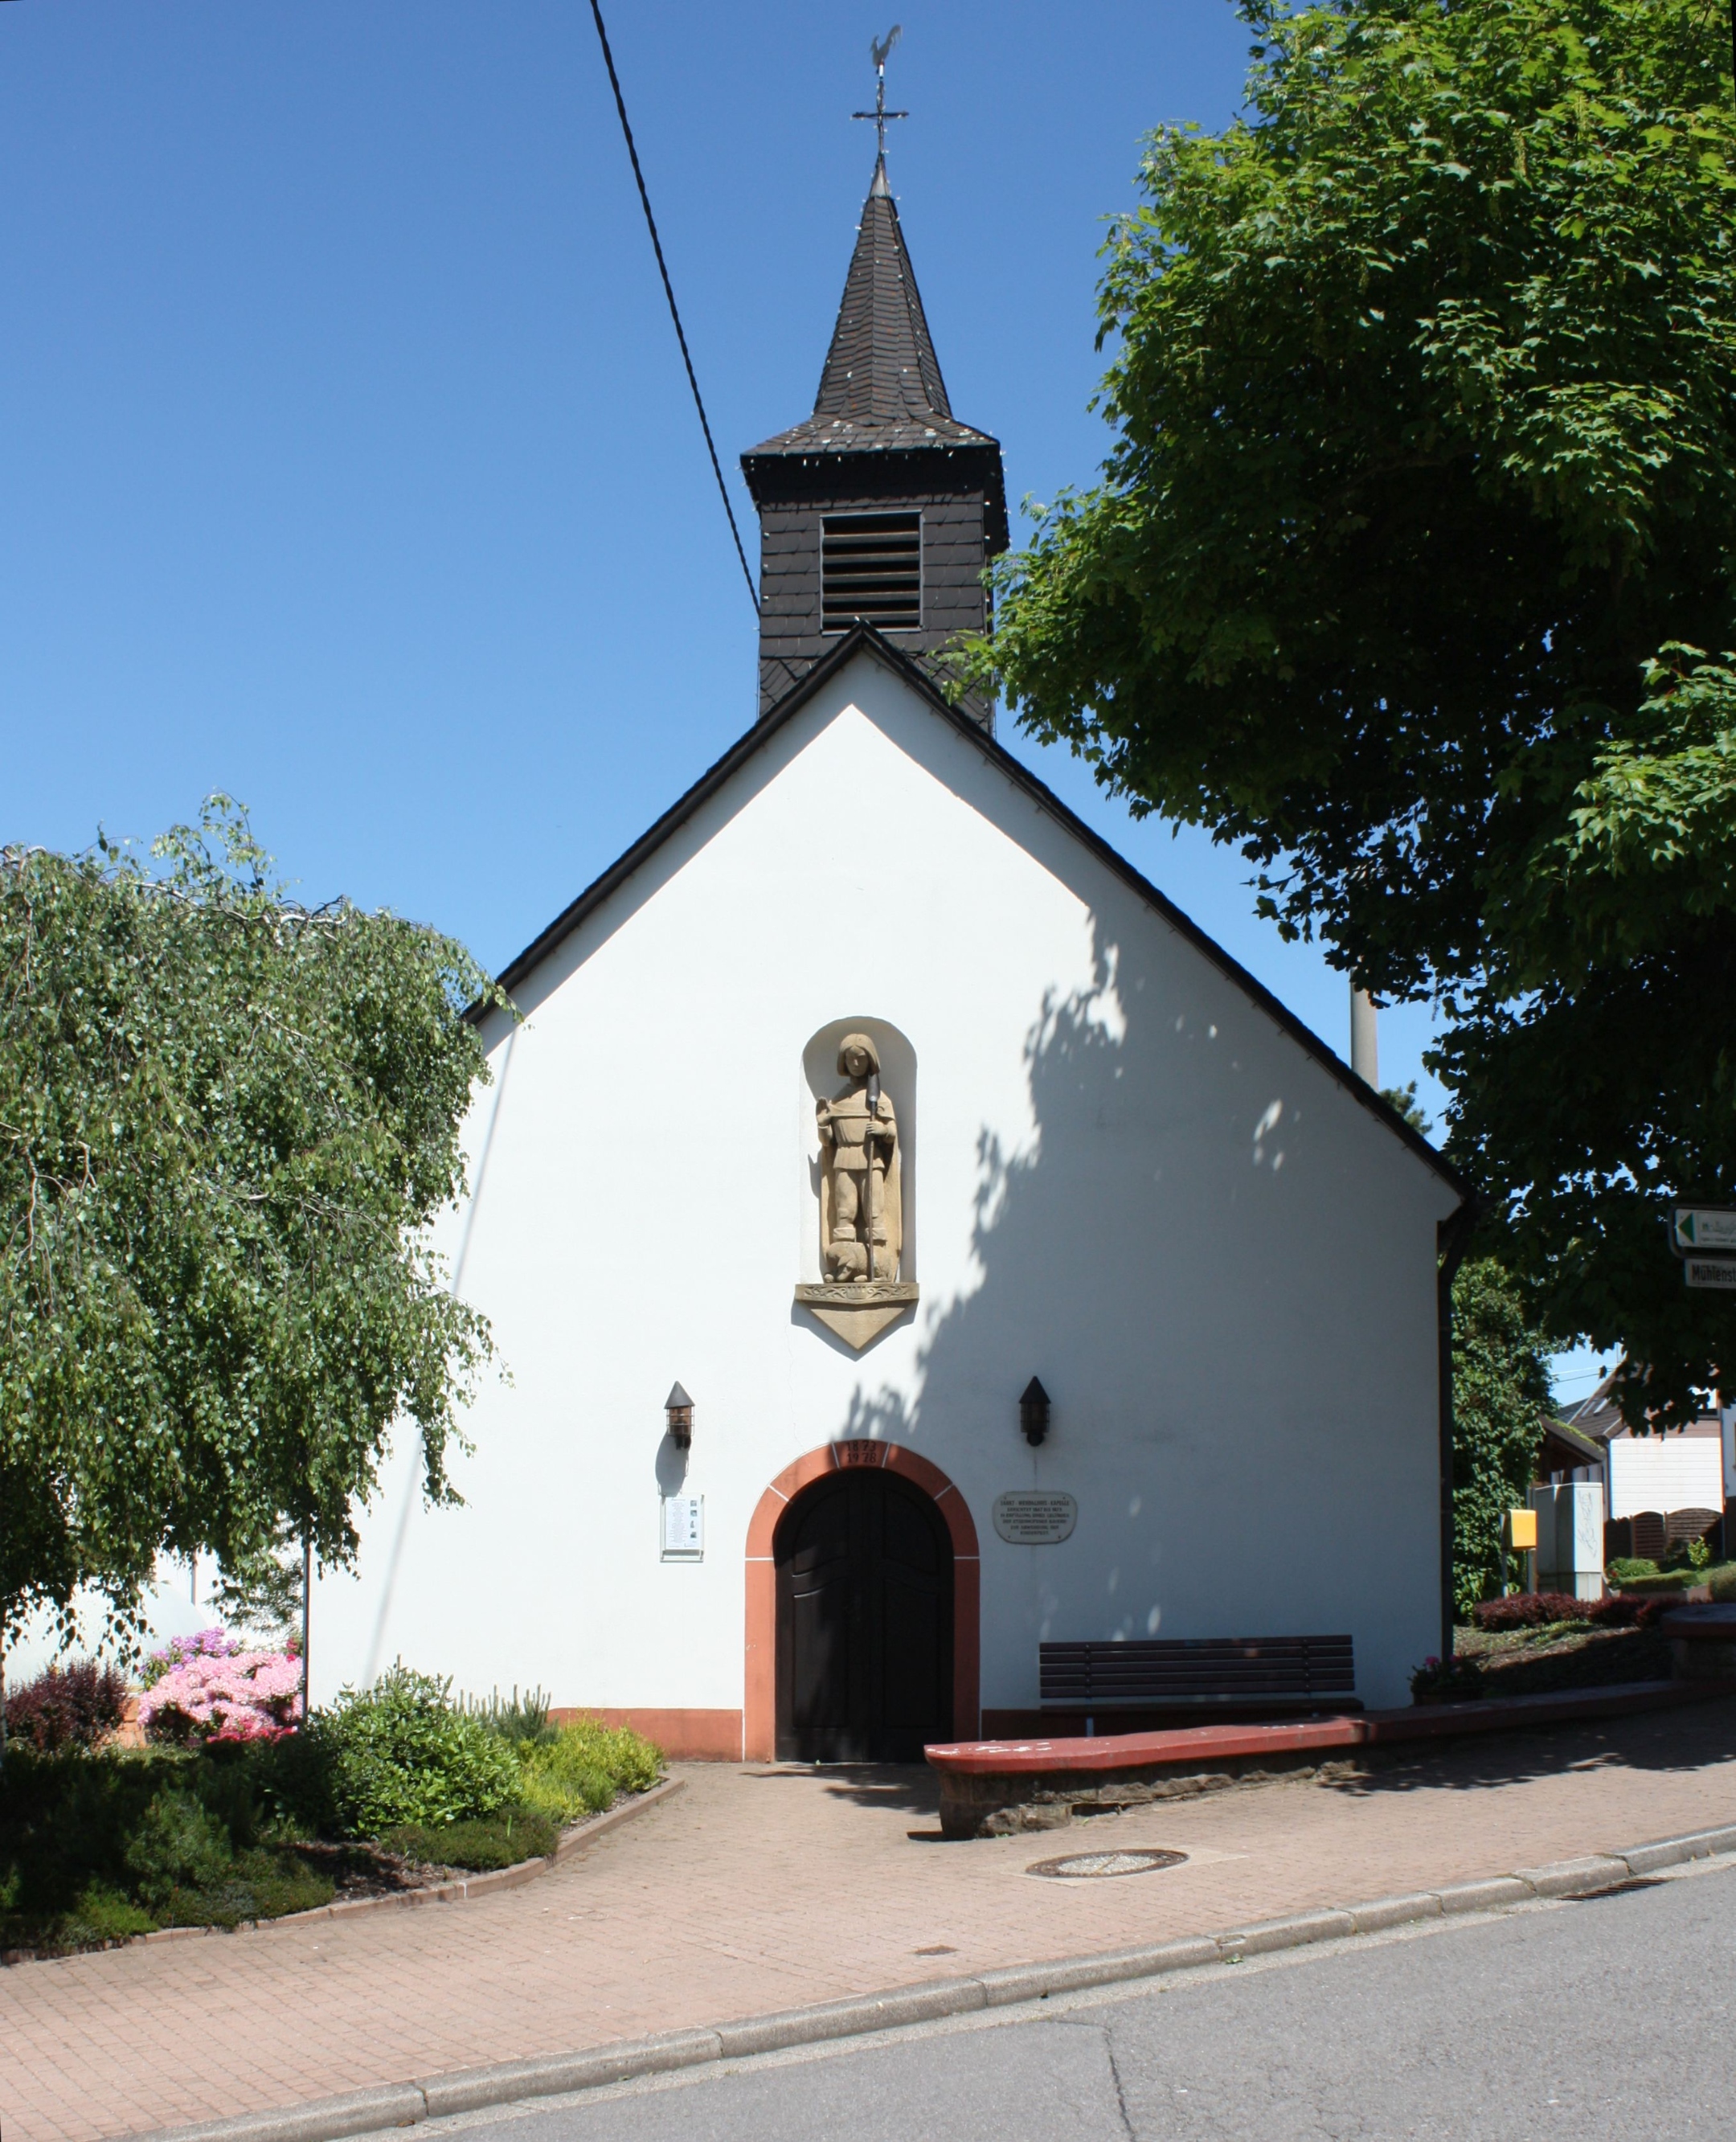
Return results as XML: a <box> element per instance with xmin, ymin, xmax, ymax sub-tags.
<box><xmin>817</xmin><ymin>1033</ymin><xmax>903</xmax><ymax>1282</ymax></box>
<box><xmin>796</xmin><ymin>1030</ymin><xmax>918</xmax><ymax>1351</ymax></box>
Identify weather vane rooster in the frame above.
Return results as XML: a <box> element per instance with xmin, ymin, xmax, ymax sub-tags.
<box><xmin>853</xmin><ymin>26</ymin><xmax>907</xmax><ymax>162</ymax></box>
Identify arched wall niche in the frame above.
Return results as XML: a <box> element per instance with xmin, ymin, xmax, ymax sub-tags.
<box><xmin>799</xmin><ymin>1018</ymin><xmax>918</xmax><ymax>1284</ymax></box>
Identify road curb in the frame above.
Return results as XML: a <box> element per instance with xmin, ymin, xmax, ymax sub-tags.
<box><xmin>136</xmin><ymin>1779</ymin><xmax>686</xmax><ymax>1947</ymax></box>
<box><xmin>121</xmin><ymin>1816</ymin><xmax>1736</xmax><ymax>2142</ymax></box>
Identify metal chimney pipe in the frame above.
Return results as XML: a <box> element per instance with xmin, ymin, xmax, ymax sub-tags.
<box><xmin>1350</xmin><ymin>982</ymin><xmax>1378</xmax><ymax>1086</ymax></box>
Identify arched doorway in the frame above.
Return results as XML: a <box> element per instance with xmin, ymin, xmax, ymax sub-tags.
<box><xmin>743</xmin><ymin>1441</ymin><xmax>980</xmax><ymax>1762</ymax></box>
<box><xmin>775</xmin><ymin>1466</ymin><xmax>952</xmax><ymax>1761</ymax></box>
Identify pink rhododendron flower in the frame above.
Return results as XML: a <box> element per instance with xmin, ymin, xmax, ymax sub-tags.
<box><xmin>140</xmin><ymin>1628</ymin><xmax>242</xmax><ymax>1690</ymax></box>
<box><xmin>137</xmin><ymin>1649</ymin><xmax>304</xmax><ymax>1743</ymax></box>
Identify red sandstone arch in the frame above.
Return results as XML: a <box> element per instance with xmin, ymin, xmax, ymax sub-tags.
<box><xmin>744</xmin><ymin>1441</ymin><xmax>980</xmax><ymax>1762</ymax></box>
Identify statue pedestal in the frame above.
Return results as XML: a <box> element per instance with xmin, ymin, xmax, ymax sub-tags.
<box><xmin>794</xmin><ymin>1281</ymin><xmax>919</xmax><ymax>1352</ymax></box>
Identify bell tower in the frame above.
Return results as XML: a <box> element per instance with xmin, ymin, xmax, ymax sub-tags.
<box><xmin>740</xmin><ymin>138</ymin><xmax>1008</xmax><ymax>725</ymax></box>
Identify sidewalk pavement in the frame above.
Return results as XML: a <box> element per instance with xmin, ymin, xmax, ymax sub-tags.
<box><xmin>7</xmin><ymin>1700</ymin><xmax>1736</xmax><ymax>2142</ymax></box>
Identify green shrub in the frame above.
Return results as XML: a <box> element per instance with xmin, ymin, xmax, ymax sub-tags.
<box><xmin>562</xmin><ymin>1715</ymin><xmax>662</xmax><ymax>1794</ymax></box>
<box><xmin>319</xmin><ymin>1666</ymin><xmax>521</xmax><ymax>1836</ymax></box>
<box><xmin>462</xmin><ymin>1685</ymin><xmax>555</xmax><ymax>1745</ymax></box>
<box><xmin>153</xmin><ymin>1849</ymin><xmax>334</xmax><ymax>1929</ymax></box>
<box><xmin>380</xmin><ymin>1808</ymin><xmax>557</xmax><ymax>1870</ymax></box>
<box><xmin>63</xmin><ymin>1884</ymin><xmax>155</xmax><ymax>1945</ymax></box>
<box><xmin>2</xmin><ymin>1747</ymin><xmax>162</xmax><ymax>1922</ymax></box>
<box><xmin>230</xmin><ymin>1853</ymin><xmax>334</xmax><ymax>1922</ymax></box>
<box><xmin>124</xmin><ymin>1789</ymin><xmax>235</xmax><ymax>1911</ymax></box>
<box><xmin>516</xmin><ymin>1751</ymin><xmax>612</xmax><ymax>1824</ymax></box>
<box><xmin>1607</xmin><ymin>1556</ymin><xmax>1661</xmax><ymax>1584</ymax></box>
<box><xmin>1410</xmin><ymin>1654</ymin><xmax>1484</xmax><ymax>1703</ymax></box>
<box><xmin>1613</xmin><ymin>1567</ymin><xmax>1704</xmax><ymax>1594</ymax></box>
<box><xmin>246</xmin><ymin>1718</ymin><xmax>338</xmax><ymax>1838</ymax></box>
<box><xmin>1663</xmin><ymin>1534</ymin><xmax>1713</xmax><ymax>1573</ymax></box>
<box><xmin>516</xmin><ymin>1716</ymin><xmax>662</xmax><ymax>1824</ymax></box>
<box><xmin>0</xmin><ymin>1743</ymin><xmax>331</xmax><ymax>1952</ymax></box>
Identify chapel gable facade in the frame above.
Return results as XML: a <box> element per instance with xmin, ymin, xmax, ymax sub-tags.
<box><xmin>309</xmin><ymin>141</ymin><xmax>1468</xmax><ymax>1762</ymax></box>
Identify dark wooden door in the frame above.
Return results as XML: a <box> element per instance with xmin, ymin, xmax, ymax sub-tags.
<box><xmin>775</xmin><ymin>1468</ymin><xmax>952</xmax><ymax>1761</ymax></box>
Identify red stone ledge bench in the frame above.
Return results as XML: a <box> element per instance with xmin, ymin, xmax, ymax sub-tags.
<box><xmin>925</xmin><ymin>1679</ymin><xmax>1734</xmax><ymax>1838</ymax></box>
<box><xmin>1660</xmin><ymin>1602</ymin><xmax>1736</xmax><ymax>1677</ymax></box>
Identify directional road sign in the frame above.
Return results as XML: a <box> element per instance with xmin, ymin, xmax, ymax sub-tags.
<box><xmin>1673</xmin><ymin>1207</ymin><xmax>1736</xmax><ymax>1255</ymax></box>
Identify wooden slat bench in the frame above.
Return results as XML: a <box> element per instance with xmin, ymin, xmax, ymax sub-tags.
<box><xmin>1040</xmin><ymin>1635</ymin><xmax>1357</xmax><ymax>1717</ymax></box>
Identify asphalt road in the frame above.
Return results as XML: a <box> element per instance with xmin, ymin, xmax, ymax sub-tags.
<box><xmin>431</xmin><ymin>1861</ymin><xmax>1736</xmax><ymax>2141</ymax></box>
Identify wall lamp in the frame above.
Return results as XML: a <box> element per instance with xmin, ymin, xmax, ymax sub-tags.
<box><xmin>1019</xmin><ymin>1376</ymin><xmax>1050</xmax><ymax>1447</ymax></box>
<box><xmin>664</xmin><ymin>1382</ymin><xmax>694</xmax><ymax>1449</ymax></box>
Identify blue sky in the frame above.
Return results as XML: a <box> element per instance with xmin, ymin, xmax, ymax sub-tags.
<box><xmin>0</xmin><ymin>1</ymin><xmax>1604</xmax><ymax>1402</ymax></box>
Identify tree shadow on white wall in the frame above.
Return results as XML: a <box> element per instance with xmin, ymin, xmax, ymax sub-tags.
<box><xmin>843</xmin><ymin>905</ymin><xmax>1366</xmax><ymax>1687</ymax></box>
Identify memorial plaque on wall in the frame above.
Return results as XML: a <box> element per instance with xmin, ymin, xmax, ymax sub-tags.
<box><xmin>993</xmin><ymin>1490</ymin><xmax>1077</xmax><ymax>1545</ymax></box>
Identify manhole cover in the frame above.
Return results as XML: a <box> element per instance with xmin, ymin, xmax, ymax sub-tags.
<box><xmin>1028</xmin><ymin>1848</ymin><xmax>1187</xmax><ymax>1880</ymax></box>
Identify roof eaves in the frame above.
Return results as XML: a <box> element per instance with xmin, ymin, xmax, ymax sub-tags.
<box><xmin>742</xmin><ymin>418</ymin><xmax>999</xmax><ymax>459</ymax></box>
<box><xmin>1542</xmin><ymin>1416</ymin><xmax>1609</xmax><ymax>1465</ymax></box>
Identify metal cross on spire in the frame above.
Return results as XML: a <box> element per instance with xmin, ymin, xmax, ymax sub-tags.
<box><xmin>852</xmin><ymin>26</ymin><xmax>907</xmax><ymax>162</ymax></box>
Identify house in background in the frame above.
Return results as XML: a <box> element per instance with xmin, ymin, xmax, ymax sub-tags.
<box><xmin>1536</xmin><ymin>1414</ymin><xmax>1607</xmax><ymax>1490</ymax></box>
<box><xmin>1559</xmin><ymin>1374</ymin><xmax>1734</xmax><ymax>1562</ymax></box>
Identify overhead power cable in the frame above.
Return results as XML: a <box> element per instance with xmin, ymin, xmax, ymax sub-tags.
<box><xmin>586</xmin><ymin>0</ymin><xmax>760</xmax><ymax>616</ymax></box>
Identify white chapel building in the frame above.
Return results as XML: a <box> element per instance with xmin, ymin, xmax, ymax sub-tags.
<box><xmin>312</xmin><ymin>155</ymin><xmax>1468</xmax><ymax>1755</ymax></box>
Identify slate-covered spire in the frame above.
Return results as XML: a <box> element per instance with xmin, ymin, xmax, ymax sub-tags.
<box><xmin>767</xmin><ymin>156</ymin><xmax>984</xmax><ymax>453</ymax></box>
<box><xmin>741</xmin><ymin>160</ymin><xmax>1008</xmax><ymax>721</ymax></box>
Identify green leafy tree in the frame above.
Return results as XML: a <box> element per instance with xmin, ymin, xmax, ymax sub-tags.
<box><xmin>211</xmin><ymin>1521</ymin><xmax>305</xmax><ymax>1647</ymax></box>
<box><xmin>974</xmin><ymin>0</ymin><xmax>1736</xmax><ymax>1425</ymax></box>
<box><xmin>1440</xmin><ymin>645</ymin><xmax>1736</xmax><ymax>1427</ymax></box>
<box><xmin>1382</xmin><ymin>1083</ymin><xmax>1432</xmax><ymax>1136</ymax></box>
<box><xmin>1451</xmin><ymin>1259</ymin><xmax>1556</xmax><ymax>1618</ymax></box>
<box><xmin>0</xmin><ymin>801</ymin><xmax>498</xmax><ymax>1723</ymax></box>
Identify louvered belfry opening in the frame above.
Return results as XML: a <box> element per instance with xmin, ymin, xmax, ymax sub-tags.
<box><xmin>740</xmin><ymin>155</ymin><xmax>1008</xmax><ymax>724</ymax></box>
<box><xmin>822</xmin><ymin>511</ymin><xmax>922</xmax><ymax>632</ymax></box>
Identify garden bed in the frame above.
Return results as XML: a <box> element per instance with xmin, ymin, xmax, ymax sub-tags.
<box><xmin>1607</xmin><ymin>1559</ymin><xmax>1736</xmax><ymax>1598</ymax></box>
<box><xmin>1454</xmin><ymin>1620</ymin><xmax>1673</xmax><ymax>1696</ymax></box>
<box><xmin>0</xmin><ymin>1653</ymin><xmax>662</xmax><ymax>1960</ymax></box>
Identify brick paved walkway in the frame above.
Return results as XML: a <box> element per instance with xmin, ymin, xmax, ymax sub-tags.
<box><xmin>6</xmin><ymin>1701</ymin><xmax>1736</xmax><ymax>2142</ymax></box>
